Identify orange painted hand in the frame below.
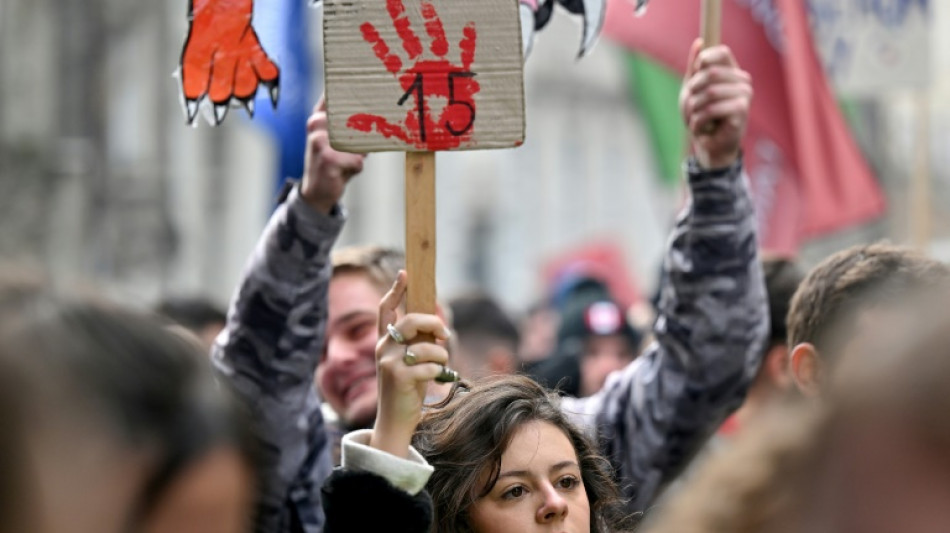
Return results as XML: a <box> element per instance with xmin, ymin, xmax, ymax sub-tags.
<box><xmin>179</xmin><ymin>0</ymin><xmax>280</xmax><ymax>125</ymax></box>
<box><xmin>346</xmin><ymin>0</ymin><xmax>480</xmax><ymax>150</ymax></box>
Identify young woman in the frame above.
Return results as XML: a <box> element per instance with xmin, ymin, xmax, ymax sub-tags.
<box><xmin>321</xmin><ymin>272</ymin><xmax>636</xmax><ymax>533</ymax></box>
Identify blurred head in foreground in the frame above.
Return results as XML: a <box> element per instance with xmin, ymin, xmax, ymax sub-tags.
<box><xmin>646</xmin><ymin>292</ymin><xmax>950</xmax><ymax>533</ymax></box>
<box><xmin>786</xmin><ymin>243</ymin><xmax>950</xmax><ymax>395</ymax></box>
<box><xmin>155</xmin><ymin>296</ymin><xmax>227</xmax><ymax>352</ymax></box>
<box><xmin>0</xmin><ymin>288</ymin><xmax>256</xmax><ymax>533</ymax></box>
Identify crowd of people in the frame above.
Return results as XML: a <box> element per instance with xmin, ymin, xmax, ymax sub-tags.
<box><xmin>2</xmin><ymin>40</ymin><xmax>949</xmax><ymax>533</ymax></box>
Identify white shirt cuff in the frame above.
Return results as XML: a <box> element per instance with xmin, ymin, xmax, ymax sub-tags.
<box><xmin>341</xmin><ymin>429</ymin><xmax>434</xmax><ymax>496</ymax></box>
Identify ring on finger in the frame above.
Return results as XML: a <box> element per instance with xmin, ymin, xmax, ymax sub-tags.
<box><xmin>435</xmin><ymin>365</ymin><xmax>460</xmax><ymax>384</ymax></box>
<box><xmin>387</xmin><ymin>324</ymin><xmax>407</xmax><ymax>345</ymax></box>
<box><xmin>403</xmin><ymin>348</ymin><xmax>418</xmax><ymax>366</ymax></box>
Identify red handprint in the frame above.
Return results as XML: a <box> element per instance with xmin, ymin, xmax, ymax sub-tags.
<box><xmin>179</xmin><ymin>0</ymin><xmax>280</xmax><ymax>125</ymax></box>
<box><xmin>346</xmin><ymin>0</ymin><xmax>480</xmax><ymax>150</ymax></box>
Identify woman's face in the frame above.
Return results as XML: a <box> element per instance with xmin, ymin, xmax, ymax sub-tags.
<box><xmin>468</xmin><ymin>421</ymin><xmax>591</xmax><ymax>533</ymax></box>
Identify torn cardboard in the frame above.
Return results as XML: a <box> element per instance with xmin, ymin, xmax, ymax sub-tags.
<box><xmin>323</xmin><ymin>0</ymin><xmax>526</xmax><ymax>152</ymax></box>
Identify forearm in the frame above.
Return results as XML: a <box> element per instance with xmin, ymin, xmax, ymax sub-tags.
<box><xmin>212</xmin><ymin>183</ymin><xmax>345</xmax><ymax>529</ymax></box>
<box><xmin>565</xmin><ymin>156</ymin><xmax>768</xmax><ymax>510</ymax></box>
<box><xmin>657</xmin><ymin>155</ymin><xmax>766</xmax><ymax>392</ymax></box>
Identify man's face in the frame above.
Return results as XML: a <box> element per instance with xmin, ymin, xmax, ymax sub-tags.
<box><xmin>316</xmin><ymin>272</ymin><xmax>384</xmax><ymax>429</ymax></box>
<box><xmin>579</xmin><ymin>335</ymin><xmax>635</xmax><ymax>397</ymax></box>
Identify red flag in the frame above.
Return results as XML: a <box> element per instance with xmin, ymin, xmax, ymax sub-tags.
<box><xmin>603</xmin><ymin>0</ymin><xmax>885</xmax><ymax>254</ymax></box>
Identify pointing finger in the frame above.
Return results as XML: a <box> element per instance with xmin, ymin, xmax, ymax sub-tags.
<box><xmin>378</xmin><ymin>270</ymin><xmax>408</xmax><ymax>338</ymax></box>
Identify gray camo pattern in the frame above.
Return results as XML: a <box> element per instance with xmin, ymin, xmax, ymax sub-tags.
<box><xmin>562</xmin><ymin>157</ymin><xmax>768</xmax><ymax>510</ymax></box>
<box><xmin>213</xmin><ymin>159</ymin><xmax>768</xmax><ymax>532</ymax></box>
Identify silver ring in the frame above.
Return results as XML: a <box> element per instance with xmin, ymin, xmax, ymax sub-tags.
<box><xmin>403</xmin><ymin>349</ymin><xmax>418</xmax><ymax>366</ymax></box>
<box><xmin>434</xmin><ymin>365</ymin><xmax>460</xmax><ymax>383</ymax></box>
<box><xmin>387</xmin><ymin>324</ymin><xmax>407</xmax><ymax>344</ymax></box>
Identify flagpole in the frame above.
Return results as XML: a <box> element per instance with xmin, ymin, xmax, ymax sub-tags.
<box><xmin>910</xmin><ymin>91</ymin><xmax>932</xmax><ymax>250</ymax></box>
<box><xmin>701</xmin><ymin>0</ymin><xmax>722</xmax><ymax>46</ymax></box>
<box><xmin>680</xmin><ymin>0</ymin><xmax>724</xmax><ymax>178</ymax></box>
<box><xmin>696</xmin><ymin>0</ymin><xmax>722</xmax><ymax>136</ymax></box>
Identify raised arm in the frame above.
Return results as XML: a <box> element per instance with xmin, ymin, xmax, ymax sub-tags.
<box><xmin>212</xmin><ymin>100</ymin><xmax>365</xmax><ymax>532</ymax></box>
<box><xmin>562</xmin><ymin>41</ymin><xmax>767</xmax><ymax>511</ymax></box>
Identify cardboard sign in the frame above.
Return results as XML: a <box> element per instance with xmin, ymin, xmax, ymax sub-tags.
<box><xmin>811</xmin><ymin>0</ymin><xmax>931</xmax><ymax>95</ymax></box>
<box><xmin>323</xmin><ymin>0</ymin><xmax>526</xmax><ymax>152</ymax></box>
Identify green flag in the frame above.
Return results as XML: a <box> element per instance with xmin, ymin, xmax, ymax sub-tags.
<box><xmin>623</xmin><ymin>53</ymin><xmax>686</xmax><ymax>187</ymax></box>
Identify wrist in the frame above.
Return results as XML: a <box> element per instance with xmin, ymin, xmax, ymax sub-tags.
<box><xmin>297</xmin><ymin>184</ymin><xmax>338</xmax><ymax>215</ymax></box>
<box><xmin>370</xmin><ymin>423</ymin><xmax>415</xmax><ymax>459</ymax></box>
<box><xmin>695</xmin><ymin>148</ymin><xmax>740</xmax><ymax>172</ymax></box>
<box><xmin>299</xmin><ymin>192</ymin><xmax>337</xmax><ymax>215</ymax></box>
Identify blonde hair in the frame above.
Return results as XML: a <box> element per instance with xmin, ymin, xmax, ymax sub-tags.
<box><xmin>331</xmin><ymin>246</ymin><xmax>405</xmax><ymax>295</ymax></box>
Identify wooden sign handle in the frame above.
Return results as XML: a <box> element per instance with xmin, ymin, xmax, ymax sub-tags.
<box><xmin>701</xmin><ymin>0</ymin><xmax>722</xmax><ymax>47</ymax></box>
<box><xmin>698</xmin><ymin>0</ymin><xmax>723</xmax><ymax>135</ymax></box>
<box><xmin>405</xmin><ymin>151</ymin><xmax>437</xmax><ymax>343</ymax></box>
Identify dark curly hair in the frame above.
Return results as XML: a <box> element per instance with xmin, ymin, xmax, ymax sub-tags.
<box><xmin>413</xmin><ymin>375</ymin><xmax>636</xmax><ymax>533</ymax></box>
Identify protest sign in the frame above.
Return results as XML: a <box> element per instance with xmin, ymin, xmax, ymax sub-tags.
<box><xmin>323</xmin><ymin>0</ymin><xmax>526</xmax><ymax>345</ymax></box>
<box><xmin>810</xmin><ymin>0</ymin><xmax>931</xmax><ymax>95</ymax></box>
<box><xmin>323</xmin><ymin>0</ymin><xmax>526</xmax><ymax>152</ymax></box>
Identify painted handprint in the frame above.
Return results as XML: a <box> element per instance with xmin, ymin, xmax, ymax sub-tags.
<box><xmin>179</xmin><ymin>0</ymin><xmax>280</xmax><ymax>125</ymax></box>
<box><xmin>346</xmin><ymin>0</ymin><xmax>480</xmax><ymax>150</ymax></box>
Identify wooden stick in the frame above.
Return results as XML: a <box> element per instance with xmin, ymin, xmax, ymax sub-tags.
<box><xmin>697</xmin><ymin>0</ymin><xmax>723</xmax><ymax>135</ymax></box>
<box><xmin>405</xmin><ymin>151</ymin><xmax>438</xmax><ymax>337</ymax></box>
<box><xmin>911</xmin><ymin>92</ymin><xmax>931</xmax><ymax>250</ymax></box>
<box><xmin>701</xmin><ymin>0</ymin><xmax>722</xmax><ymax>47</ymax></box>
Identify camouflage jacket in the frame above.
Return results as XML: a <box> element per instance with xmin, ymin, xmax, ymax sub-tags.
<box><xmin>212</xmin><ymin>158</ymin><xmax>767</xmax><ymax>533</ymax></box>
<box><xmin>561</xmin><ymin>157</ymin><xmax>767</xmax><ymax>511</ymax></box>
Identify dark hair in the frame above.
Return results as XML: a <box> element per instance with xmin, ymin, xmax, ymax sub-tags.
<box><xmin>787</xmin><ymin>243</ymin><xmax>950</xmax><ymax>359</ymax></box>
<box><xmin>449</xmin><ymin>293</ymin><xmax>520</xmax><ymax>352</ymax></box>
<box><xmin>155</xmin><ymin>296</ymin><xmax>226</xmax><ymax>333</ymax></box>
<box><xmin>0</xmin><ymin>293</ymin><xmax>256</xmax><ymax>522</ymax></box>
<box><xmin>761</xmin><ymin>258</ymin><xmax>804</xmax><ymax>348</ymax></box>
<box><xmin>413</xmin><ymin>375</ymin><xmax>635</xmax><ymax>533</ymax></box>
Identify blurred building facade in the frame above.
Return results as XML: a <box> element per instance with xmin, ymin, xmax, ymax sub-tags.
<box><xmin>2</xmin><ymin>0</ymin><xmax>950</xmax><ymax>312</ymax></box>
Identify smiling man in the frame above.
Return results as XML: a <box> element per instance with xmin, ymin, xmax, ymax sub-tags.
<box><xmin>318</xmin><ymin>247</ymin><xmax>405</xmax><ymax>435</ymax></box>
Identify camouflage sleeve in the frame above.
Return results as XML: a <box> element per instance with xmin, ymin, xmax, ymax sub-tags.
<box><xmin>562</xmin><ymin>156</ymin><xmax>768</xmax><ymax>512</ymax></box>
<box><xmin>212</xmin><ymin>184</ymin><xmax>344</xmax><ymax>533</ymax></box>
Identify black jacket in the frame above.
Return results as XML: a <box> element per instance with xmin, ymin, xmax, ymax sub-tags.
<box><xmin>322</xmin><ymin>469</ymin><xmax>433</xmax><ymax>533</ymax></box>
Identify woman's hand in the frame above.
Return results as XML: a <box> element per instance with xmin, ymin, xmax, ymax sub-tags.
<box><xmin>370</xmin><ymin>271</ymin><xmax>453</xmax><ymax>458</ymax></box>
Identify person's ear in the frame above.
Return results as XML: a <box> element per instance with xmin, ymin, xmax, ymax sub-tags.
<box><xmin>790</xmin><ymin>343</ymin><xmax>822</xmax><ymax>397</ymax></box>
<box><xmin>763</xmin><ymin>345</ymin><xmax>793</xmax><ymax>391</ymax></box>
